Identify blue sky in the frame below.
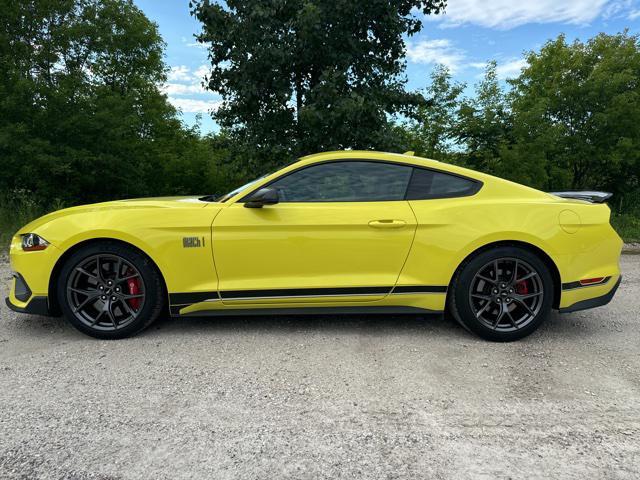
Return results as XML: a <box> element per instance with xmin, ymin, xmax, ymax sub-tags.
<box><xmin>134</xmin><ymin>0</ymin><xmax>640</xmax><ymax>133</ymax></box>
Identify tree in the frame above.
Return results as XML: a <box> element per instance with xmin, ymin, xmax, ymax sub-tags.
<box><xmin>455</xmin><ymin>61</ymin><xmax>511</xmax><ymax>173</ymax></box>
<box><xmin>190</xmin><ymin>0</ymin><xmax>447</xmax><ymax>167</ymax></box>
<box><xmin>506</xmin><ymin>32</ymin><xmax>640</xmax><ymax>201</ymax></box>
<box><xmin>403</xmin><ymin>65</ymin><xmax>465</xmax><ymax>160</ymax></box>
<box><xmin>0</xmin><ymin>0</ymin><xmax>217</xmax><ymax>204</ymax></box>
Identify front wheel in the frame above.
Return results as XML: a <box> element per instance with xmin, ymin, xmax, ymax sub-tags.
<box><xmin>57</xmin><ymin>242</ymin><xmax>164</xmax><ymax>339</ymax></box>
<box><xmin>448</xmin><ymin>246</ymin><xmax>554</xmax><ymax>342</ymax></box>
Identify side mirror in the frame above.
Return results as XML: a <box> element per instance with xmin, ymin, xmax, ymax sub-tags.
<box><xmin>244</xmin><ymin>187</ymin><xmax>279</xmax><ymax>208</ymax></box>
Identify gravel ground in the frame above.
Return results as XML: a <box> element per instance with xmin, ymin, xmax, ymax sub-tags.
<box><xmin>0</xmin><ymin>255</ymin><xmax>639</xmax><ymax>480</ymax></box>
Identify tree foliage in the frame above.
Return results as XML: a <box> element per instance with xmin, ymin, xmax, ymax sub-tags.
<box><xmin>403</xmin><ymin>65</ymin><xmax>465</xmax><ymax>161</ymax></box>
<box><xmin>505</xmin><ymin>32</ymin><xmax>640</xmax><ymax>206</ymax></box>
<box><xmin>0</xmin><ymin>0</ymin><xmax>226</xmax><ymax>204</ymax></box>
<box><xmin>190</xmin><ymin>0</ymin><xmax>446</xmax><ymax>166</ymax></box>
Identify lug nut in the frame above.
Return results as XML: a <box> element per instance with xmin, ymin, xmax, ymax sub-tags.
<box><xmin>111</xmin><ymin>296</ymin><xmax>116</xmax><ymax>301</ymax></box>
<box><xmin>99</xmin><ymin>285</ymin><xmax>104</xmax><ymax>290</ymax></box>
<box><xmin>101</xmin><ymin>295</ymin><xmax>107</xmax><ymax>300</ymax></box>
<box><xmin>115</xmin><ymin>287</ymin><xmax>120</xmax><ymax>292</ymax></box>
<box><xmin>509</xmin><ymin>288</ymin><xmax>514</xmax><ymax>293</ymax></box>
<box><xmin>107</xmin><ymin>280</ymin><xmax>113</xmax><ymax>286</ymax></box>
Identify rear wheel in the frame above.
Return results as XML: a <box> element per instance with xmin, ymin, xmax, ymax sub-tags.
<box><xmin>57</xmin><ymin>242</ymin><xmax>164</xmax><ymax>339</ymax></box>
<box><xmin>449</xmin><ymin>246</ymin><xmax>553</xmax><ymax>341</ymax></box>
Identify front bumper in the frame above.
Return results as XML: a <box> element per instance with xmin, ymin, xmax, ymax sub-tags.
<box><xmin>6</xmin><ymin>270</ymin><xmax>53</xmax><ymax>316</ymax></box>
<box><xmin>559</xmin><ymin>275</ymin><xmax>622</xmax><ymax>313</ymax></box>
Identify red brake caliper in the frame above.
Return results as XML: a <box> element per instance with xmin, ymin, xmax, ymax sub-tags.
<box><xmin>125</xmin><ymin>268</ymin><xmax>142</xmax><ymax>310</ymax></box>
<box><xmin>515</xmin><ymin>280</ymin><xmax>529</xmax><ymax>295</ymax></box>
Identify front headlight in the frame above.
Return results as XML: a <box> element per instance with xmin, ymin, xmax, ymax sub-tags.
<box><xmin>21</xmin><ymin>233</ymin><xmax>50</xmax><ymax>251</ymax></box>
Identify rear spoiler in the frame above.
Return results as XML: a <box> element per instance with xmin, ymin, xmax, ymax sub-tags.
<box><xmin>549</xmin><ymin>191</ymin><xmax>613</xmax><ymax>204</ymax></box>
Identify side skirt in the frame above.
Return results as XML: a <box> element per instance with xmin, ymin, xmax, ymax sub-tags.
<box><xmin>172</xmin><ymin>305</ymin><xmax>442</xmax><ymax>318</ymax></box>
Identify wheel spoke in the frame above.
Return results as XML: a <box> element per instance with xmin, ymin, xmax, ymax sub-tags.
<box><xmin>69</xmin><ymin>287</ymin><xmax>96</xmax><ymax>296</ymax></box>
<box><xmin>492</xmin><ymin>303</ymin><xmax>506</xmax><ymax>329</ymax></box>
<box><xmin>510</xmin><ymin>259</ymin><xmax>519</xmax><ymax>284</ymax></box>
<box><xmin>73</xmin><ymin>293</ymin><xmax>100</xmax><ymax>313</ymax></box>
<box><xmin>505</xmin><ymin>308</ymin><xmax>518</xmax><ymax>328</ymax></box>
<box><xmin>493</xmin><ymin>260</ymin><xmax>500</xmax><ymax>281</ymax></box>
<box><xmin>476</xmin><ymin>274</ymin><xmax>496</xmax><ymax>285</ymax></box>
<box><xmin>89</xmin><ymin>310</ymin><xmax>105</xmax><ymax>327</ymax></box>
<box><xmin>96</xmin><ymin>256</ymin><xmax>104</xmax><ymax>281</ymax></box>
<box><xmin>516</xmin><ymin>292</ymin><xmax>542</xmax><ymax>300</ymax></box>
<box><xmin>471</xmin><ymin>293</ymin><xmax>492</xmax><ymax>300</ymax></box>
<box><xmin>121</xmin><ymin>293</ymin><xmax>144</xmax><ymax>300</ymax></box>
<box><xmin>118</xmin><ymin>273</ymin><xmax>140</xmax><ymax>282</ymax></box>
<box><xmin>119</xmin><ymin>299</ymin><xmax>138</xmax><ymax>317</ymax></box>
<box><xmin>513</xmin><ymin>297</ymin><xmax>535</xmax><ymax>316</ymax></box>
<box><xmin>75</xmin><ymin>266</ymin><xmax>98</xmax><ymax>280</ymax></box>
<box><xmin>107</xmin><ymin>303</ymin><xmax>118</xmax><ymax>329</ymax></box>
<box><xmin>516</xmin><ymin>271</ymin><xmax>537</xmax><ymax>283</ymax></box>
<box><xmin>475</xmin><ymin>301</ymin><xmax>493</xmax><ymax>319</ymax></box>
<box><xmin>114</xmin><ymin>258</ymin><xmax>123</xmax><ymax>281</ymax></box>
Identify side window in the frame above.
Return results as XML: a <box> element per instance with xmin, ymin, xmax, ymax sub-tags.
<box><xmin>406</xmin><ymin>168</ymin><xmax>479</xmax><ymax>200</ymax></box>
<box><xmin>267</xmin><ymin>161</ymin><xmax>413</xmax><ymax>202</ymax></box>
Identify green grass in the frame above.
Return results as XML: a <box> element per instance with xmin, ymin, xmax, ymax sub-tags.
<box><xmin>0</xmin><ymin>193</ymin><xmax>59</xmax><ymax>248</ymax></box>
<box><xmin>611</xmin><ymin>213</ymin><xmax>640</xmax><ymax>243</ymax></box>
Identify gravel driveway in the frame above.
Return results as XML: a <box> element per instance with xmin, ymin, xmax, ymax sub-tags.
<box><xmin>1</xmin><ymin>255</ymin><xmax>639</xmax><ymax>479</ymax></box>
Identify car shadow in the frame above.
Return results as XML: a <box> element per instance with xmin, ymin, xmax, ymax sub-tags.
<box><xmin>2</xmin><ymin>306</ymin><xmax>603</xmax><ymax>344</ymax></box>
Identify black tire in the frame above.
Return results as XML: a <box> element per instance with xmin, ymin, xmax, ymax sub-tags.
<box><xmin>448</xmin><ymin>246</ymin><xmax>553</xmax><ymax>342</ymax></box>
<box><xmin>56</xmin><ymin>241</ymin><xmax>164</xmax><ymax>339</ymax></box>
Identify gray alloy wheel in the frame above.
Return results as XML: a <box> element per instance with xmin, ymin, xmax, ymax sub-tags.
<box><xmin>468</xmin><ymin>257</ymin><xmax>544</xmax><ymax>332</ymax></box>
<box><xmin>66</xmin><ymin>254</ymin><xmax>146</xmax><ymax>332</ymax></box>
<box><xmin>57</xmin><ymin>242</ymin><xmax>164</xmax><ymax>339</ymax></box>
<box><xmin>449</xmin><ymin>246</ymin><xmax>553</xmax><ymax>342</ymax></box>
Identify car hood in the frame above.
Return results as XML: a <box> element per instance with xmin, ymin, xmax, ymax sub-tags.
<box><xmin>17</xmin><ymin>196</ymin><xmax>218</xmax><ymax>234</ymax></box>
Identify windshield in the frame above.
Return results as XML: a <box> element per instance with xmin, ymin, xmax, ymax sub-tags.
<box><xmin>215</xmin><ymin>172</ymin><xmax>272</xmax><ymax>202</ymax></box>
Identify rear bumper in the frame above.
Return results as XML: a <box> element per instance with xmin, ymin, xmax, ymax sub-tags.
<box><xmin>559</xmin><ymin>275</ymin><xmax>622</xmax><ymax>313</ymax></box>
<box><xmin>5</xmin><ymin>295</ymin><xmax>51</xmax><ymax>316</ymax></box>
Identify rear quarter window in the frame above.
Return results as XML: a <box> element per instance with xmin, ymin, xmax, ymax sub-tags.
<box><xmin>406</xmin><ymin>168</ymin><xmax>481</xmax><ymax>200</ymax></box>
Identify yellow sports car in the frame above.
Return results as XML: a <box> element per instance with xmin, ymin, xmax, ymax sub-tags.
<box><xmin>6</xmin><ymin>151</ymin><xmax>622</xmax><ymax>341</ymax></box>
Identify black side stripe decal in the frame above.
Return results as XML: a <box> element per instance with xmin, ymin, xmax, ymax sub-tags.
<box><xmin>392</xmin><ymin>285</ymin><xmax>448</xmax><ymax>294</ymax></box>
<box><xmin>169</xmin><ymin>291</ymin><xmax>219</xmax><ymax>305</ymax></box>
<box><xmin>562</xmin><ymin>276</ymin><xmax>611</xmax><ymax>291</ymax></box>
<box><xmin>169</xmin><ymin>285</ymin><xmax>448</xmax><ymax>306</ymax></box>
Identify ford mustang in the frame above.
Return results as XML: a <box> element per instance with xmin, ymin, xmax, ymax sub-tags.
<box><xmin>6</xmin><ymin>151</ymin><xmax>623</xmax><ymax>341</ymax></box>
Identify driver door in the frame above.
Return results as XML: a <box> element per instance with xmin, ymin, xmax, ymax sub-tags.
<box><xmin>211</xmin><ymin>160</ymin><xmax>417</xmax><ymax>304</ymax></box>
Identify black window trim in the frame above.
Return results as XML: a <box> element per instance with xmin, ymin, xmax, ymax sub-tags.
<box><xmin>238</xmin><ymin>159</ymin><xmax>483</xmax><ymax>203</ymax></box>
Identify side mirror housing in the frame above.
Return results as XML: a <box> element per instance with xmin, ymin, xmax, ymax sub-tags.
<box><xmin>244</xmin><ymin>187</ymin><xmax>279</xmax><ymax>208</ymax></box>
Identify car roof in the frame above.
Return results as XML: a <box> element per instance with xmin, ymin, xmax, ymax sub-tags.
<box><xmin>297</xmin><ymin>150</ymin><xmax>476</xmax><ymax>179</ymax></box>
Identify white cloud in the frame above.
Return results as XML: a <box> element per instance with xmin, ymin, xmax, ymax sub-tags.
<box><xmin>406</xmin><ymin>39</ymin><xmax>466</xmax><ymax>72</ymax></box>
<box><xmin>162</xmin><ymin>83</ymin><xmax>206</xmax><ymax>95</ymax></box>
<box><xmin>470</xmin><ymin>59</ymin><xmax>528</xmax><ymax>79</ymax></box>
<box><xmin>495</xmin><ymin>59</ymin><xmax>527</xmax><ymax>79</ymax></box>
<box><xmin>193</xmin><ymin>65</ymin><xmax>210</xmax><ymax>79</ymax></box>
<box><xmin>163</xmin><ymin>64</ymin><xmax>211</xmax><ymax>96</ymax></box>
<box><xmin>434</xmin><ymin>0</ymin><xmax>611</xmax><ymax>29</ymax></box>
<box><xmin>163</xmin><ymin>64</ymin><xmax>219</xmax><ymax>115</ymax></box>
<box><xmin>630</xmin><ymin>9</ymin><xmax>640</xmax><ymax>18</ymax></box>
<box><xmin>168</xmin><ymin>97</ymin><xmax>221</xmax><ymax>113</ymax></box>
<box><xmin>167</xmin><ymin>65</ymin><xmax>191</xmax><ymax>82</ymax></box>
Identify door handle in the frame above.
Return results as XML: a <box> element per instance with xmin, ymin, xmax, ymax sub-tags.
<box><xmin>368</xmin><ymin>219</ymin><xmax>407</xmax><ymax>229</ymax></box>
